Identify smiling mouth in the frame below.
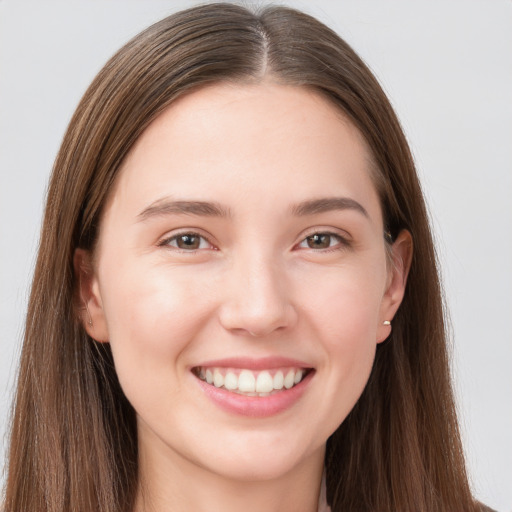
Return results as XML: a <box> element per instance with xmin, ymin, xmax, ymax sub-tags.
<box><xmin>192</xmin><ymin>367</ymin><xmax>312</xmax><ymax>396</ymax></box>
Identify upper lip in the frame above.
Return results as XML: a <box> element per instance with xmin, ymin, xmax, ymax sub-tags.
<box><xmin>192</xmin><ymin>356</ymin><xmax>313</xmax><ymax>371</ymax></box>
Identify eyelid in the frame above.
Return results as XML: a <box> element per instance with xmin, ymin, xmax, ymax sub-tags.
<box><xmin>294</xmin><ymin>228</ymin><xmax>352</xmax><ymax>251</ymax></box>
<box><xmin>158</xmin><ymin>229</ymin><xmax>217</xmax><ymax>251</ymax></box>
<box><xmin>157</xmin><ymin>226</ymin><xmax>352</xmax><ymax>252</ymax></box>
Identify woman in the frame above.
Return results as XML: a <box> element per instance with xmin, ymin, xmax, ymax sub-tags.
<box><xmin>2</xmin><ymin>3</ymin><xmax>492</xmax><ymax>511</ymax></box>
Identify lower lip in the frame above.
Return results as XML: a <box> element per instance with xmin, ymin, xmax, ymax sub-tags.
<box><xmin>196</xmin><ymin>371</ymin><xmax>314</xmax><ymax>418</ymax></box>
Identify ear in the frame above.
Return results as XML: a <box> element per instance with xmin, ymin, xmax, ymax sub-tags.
<box><xmin>377</xmin><ymin>230</ymin><xmax>413</xmax><ymax>343</ymax></box>
<box><xmin>74</xmin><ymin>248</ymin><xmax>110</xmax><ymax>342</ymax></box>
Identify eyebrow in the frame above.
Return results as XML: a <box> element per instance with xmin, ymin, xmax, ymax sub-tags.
<box><xmin>290</xmin><ymin>197</ymin><xmax>369</xmax><ymax>218</ymax></box>
<box><xmin>137</xmin><ymin>196</ymin><xmax>368</xmax><ymax>222</ymax></box>
<box><xmin>137</xmin><ymin>199</ymin><xmax>231</xmax><ymax>221</ymax></box>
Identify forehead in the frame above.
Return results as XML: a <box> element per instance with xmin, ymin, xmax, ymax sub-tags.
<box><xmin>104</xmin><ymin>82</ymin><xmax>382</xmax><ymax>225</ymax></box>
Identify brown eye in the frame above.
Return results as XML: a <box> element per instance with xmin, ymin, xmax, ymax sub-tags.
<box><xmin>177</xmin><ymin>234</ymin><xmax>200</xmax><ymax>249</ymax></box>
<box><xmin>297</xmin><ymin>232</ymin><xmax>347</xmax><ymax>251</ymax></box>
<box><xmin>163</xmin><ymin>233</ymin><xmax>212</xmax><ymax>251</ymax></box>
<box><xmin>306</xmin><ymin>233</ymin><xmax>332</xmax><ymax>249</ymax></box>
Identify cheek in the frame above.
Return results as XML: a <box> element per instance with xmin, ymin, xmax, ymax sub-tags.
<box><xmin>300</xmin><ymin>261</ymin><xmax>385</xmax><ymax>343</ymax></box>
<box><xmin>321</xmin><ymin>288</ymin><xmax>379</xmax><ymax>379</ymax></box>
<box><xmin>298</xmin><ymin>263</ymin><xmax>384</xmax><ymax>405</ymax></box>
<box><xmin>98</xmin><ymin>260</ymin><xmax>216</xmax><ymax>391</ymax></box>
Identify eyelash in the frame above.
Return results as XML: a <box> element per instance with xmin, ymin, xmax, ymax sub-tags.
<box><xmin>158</xmin><ymin>231</ymin><xmax>215</xmax><ymax>252</ymax></box>
<box><xmin>158</xmin><ymin>230</ymin><xmax>351</xmax><ymax>253</ymax></box>
<box><xmin>296</xmin><ymin>231</ymin><xmax>351</xmax><ymax>252</ymax></box>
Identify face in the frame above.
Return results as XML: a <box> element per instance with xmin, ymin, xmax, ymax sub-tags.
<box><xmin>78</xmin><ymin>83</ymin><xmax>410</xmax><ymax>483</ymax></box>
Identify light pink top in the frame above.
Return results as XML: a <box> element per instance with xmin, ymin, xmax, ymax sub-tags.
<box><xmin>317</xmin><ymin>471</ymin><xmax>331</xmax><ymax>512</ymax></box>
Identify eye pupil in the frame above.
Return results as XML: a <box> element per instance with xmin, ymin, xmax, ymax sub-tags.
<box><xmin>177</xmin><ymin>234</ymin><xmax>199</xmax><ymax>249</ymax></box>
<box><xmin>307</xmin><ymin>234</ymin><xmax>330</xmax><ymax>249</ymax></box>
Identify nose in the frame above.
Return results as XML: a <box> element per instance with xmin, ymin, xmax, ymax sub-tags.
<box><xmin>218</xmin><ymin>255</ymin><xmax>297</xmax><ymax>337</ymax></box>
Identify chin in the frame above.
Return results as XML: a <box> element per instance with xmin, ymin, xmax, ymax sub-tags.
<box><xmin>203</xmin><ymin>452</ymin><xmax>309</xmax><ymax>482</ymax></box>
<box><xmin>191</xmin><ymin>431</ymin><xmax>324</xmax><ymax>483</ymax></box>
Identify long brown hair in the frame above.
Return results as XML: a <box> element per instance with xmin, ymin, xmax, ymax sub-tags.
<box><xmin>4</xmin><ymin>3</ymin><xmax>477</xmax><ymax>511</ymax></box>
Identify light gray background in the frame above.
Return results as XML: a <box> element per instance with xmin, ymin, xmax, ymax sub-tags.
<box><xmin>1</xmin><ymin>1</ymin><xmax>511</xmax><ymax>510</ymax></box>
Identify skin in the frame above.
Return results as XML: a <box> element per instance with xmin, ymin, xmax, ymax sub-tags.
<box><xmin>77</xmin><ymin>82</ymin><xmax>412</xmax><ymax>512</ymax></box>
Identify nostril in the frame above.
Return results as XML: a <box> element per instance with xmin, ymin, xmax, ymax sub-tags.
<box><xmin>218</xmin><ymin>301</ymin><xmax>298</xmax><ymax>338</ymax></box>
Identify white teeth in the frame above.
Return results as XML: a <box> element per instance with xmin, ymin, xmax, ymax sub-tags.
<box><xmin>213</xmin><ymin>369</ymin><xmax>224</xmax><ymax>388</ymax></box>
<box><xmin>197</xmin><ymin>367</ymin><xmax>308</xmax><ymax>394</ymax></box>
<box><xmin>256</xmin><ymin>371</ymin><xmax>274</xmax><ymax>393</ymax></box>
<box><xmin>224</xmin><ymin>371</ymin><xmax>238</xmax><ymax>390</ymax></box>
<box><xmin>284</xmin><ymin>370</ymin><xmax>295</xmax><ymax>389</ymax></box>
<box><xmin>273</xmin><ymin>370</ymin><xmax>284</xmax><ymax>390</ymax></box>
<box><xmin>238</xmin><ymin>370</ymin><xmax>256</xmax><ymax>392</ymax></box>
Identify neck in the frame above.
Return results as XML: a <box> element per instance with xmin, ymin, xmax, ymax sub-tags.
<box><xmin>133</xmin><ymin>431</ymin><xmax>325</xmax><ymax>512</ymax></box>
